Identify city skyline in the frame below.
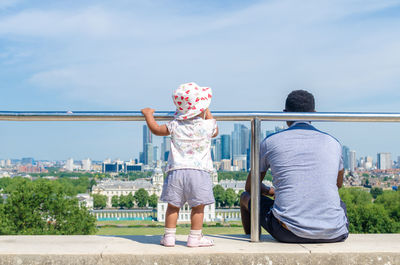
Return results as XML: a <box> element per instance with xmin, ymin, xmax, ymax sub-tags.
<box><xmin>2</xmin><ymin>123</ymin><xmax>400</xmax><ymax>172</ymax></box>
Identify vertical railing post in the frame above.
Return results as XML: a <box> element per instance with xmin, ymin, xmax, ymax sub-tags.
<box><xmin>250</xmin><ymin>118</ymin><xmax>261</xmax><ymax>242</ymax></box>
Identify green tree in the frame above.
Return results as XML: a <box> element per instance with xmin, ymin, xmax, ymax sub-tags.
<box><xmin>0</xmin><ymin>204</ymin><xmax>14</xmax><ymax>235</ymax></box>
<box><xmin>339</xmin><ymin>188</ymin><xmax>372</xmax><ymax>206</ymax></box>
<box><xmin>148</xmin><ymin>194</ymin><xmax>158</xmax><ymax>208</ymax></box>
<box><xmin>375</xmin><ymin>191</ymin><xmax>400</xmax><ymax>222</ymax></box>
<box><xmin>370</xmin><ymin>187</ymin><xmax>383</xmax><ymax>199</ymax></box>
<box><xmin>134</xmin><ymin>188</ymin><xmax>149</xmax><ymax>208</ymax></box>
<box><xmin>125</xmin><ymin>193</ymin><xmax>135</xmax><ymax>209</ymax></box>
<box><xmin>224</xmin><ymin>188</ymin><xmax>237</xmax><ymax>208</ymax></box>
<box><xmin>92</xmin><ymin>194</ymin><xmax>107</xmax><ymax>209</ymax></box>
<box><xmin>347</xmin><ymin>204</ymin><xmax>398</xmax><ymax>233</ymax></box>
<box><xmin>213</xmin><ymin>185</ymin><xmax>225</xmax><ymax>208</ymax></box>
<box><xmin>0</xmin><ymin>177</ymin><xmax>12</xmax><ymax>191</ymax></box>
<box><xmin>118</xmin><ymin>195</ymin><xmax>127</xmax><ymax>208</ymax></box>
<box><xmin>111</xmin><ymin>195</ymin><xmax>119</xmax><ymax>208</ymax></box>
<box><xmin>0</xmin><ymin>178</ymin><xmax>96</xmax><ymax>235</ymax></box>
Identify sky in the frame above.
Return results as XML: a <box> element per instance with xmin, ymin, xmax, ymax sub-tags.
<box><xmin>1</xmin><ymin>0</ymin><xmax>400</xmax><ymax>161</ymax></box>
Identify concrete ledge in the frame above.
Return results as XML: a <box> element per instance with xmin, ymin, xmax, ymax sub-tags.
<box><xmin>0</xmin><ymin>234</ymin><xmax>399</xmax><ymax>265</ymax></box>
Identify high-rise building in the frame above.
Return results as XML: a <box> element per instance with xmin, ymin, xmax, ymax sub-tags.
<box><xmin>231</xmin><ymin>124</ymin><xmax>250</xmax><ymax>157</ymax></box>
<box><xmin>240</xmin><ymin>125</ymin><xmax>250</xmax><ymax>155</ymax></box>
<box><xmin>144</xmin><ymin>142</ymin><xmax>153</xmax><ymax>165</ymax></box>
<box><xmin>82</xmin><ymin>158</ymin><xmax>92</xmax><ymax>171</ymax></box>
<box><xmin>153</xmin><ymin>146</ymin><xmax>159</xmax><ymax>162</ymax></box>
<box><xmin>66</xmin><ymin>158</ymin><xmax>74</xmax><ymax>171</ymax></box>
<box><xmin>143</xmin><ymin>125</ymin><xmax>152</xmax><ymax>150</ymax></box>
<box><xmin>220</xmin><ymin>135</ymin><xmax>231</xmax><ymax>160</ymax></box>
<box><xmin>364</xmin><ymin>156</ymin><xmax>373</xmax><ymax>170</ymax></box>
<box><xmin>161</xmin><ymin>136</ymin><xmax>171</xmax><ymax>162</ymax></box>
<box><xmin>349</xmin><ymin>150</ymin><xmax>356</xmax><ymax>172</ymax></box>
<box><xmin>143</xmin><ymin>125</ymin><xmax>153</xmax><ymax>165</ymax></box>
<box><xmin>342</xmin><ymin>146</ymin><xmax>350</xmax><ymax>170</ymax></box>
<box><xmin>377</xmin><ymin>152</ymin><xmax>392</xmax><ymax>170</ymax></box>
<box><xmin>231</xmin><ymin>125</ymin><xmax>241</xmax><ymax>158</ymax></box>
<box><xmin>211</xmin><ymin>138</ymin><xmax>221</xmax><ymax>162</ymax></box>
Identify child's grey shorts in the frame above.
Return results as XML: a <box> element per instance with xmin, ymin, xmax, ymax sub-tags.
<box><xmin>160</xmin><ymin>169</ymin><xmax>215</xmax><ymax>208</ymax></box>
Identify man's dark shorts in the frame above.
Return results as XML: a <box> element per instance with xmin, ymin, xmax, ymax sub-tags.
<box><xmin>248</xmin><ymin>196</ymin><xmax>349</xmax><ymax>243</ymax></box>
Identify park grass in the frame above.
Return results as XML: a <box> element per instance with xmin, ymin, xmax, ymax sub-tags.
<box><xmin>96</xmin><ymin>226</ymin><xmax>244</xmax><ymax>235</ymax></box>
<box><xmin>96</xmin><ymin>220</ymin><xmax>157</xmax><ymax>226</ymax></box>
<box><xmin>96</xmin><ymin>220</ymin><xmax>244</xmax><ymax>235</ymax></box>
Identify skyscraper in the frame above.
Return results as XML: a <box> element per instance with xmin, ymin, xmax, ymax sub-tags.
<box><xmin>153</xmin><ymin>146</ymin><xmax>159</xmax><ymax>162</ymax></box>
<box><xmin>231</xmin><ymin>124</ymin><xmax>250</xmax><ymax>157</ymax></box>
<box><xmin>377</xmin><ymin>152</ymin><xmax>392</xmax><ymax>170</ymax></box>
<box><xmin>220</xmin><ymin>134</ymin><xmax>231</xmax><ymax>160</ymax></box>
<box><xmin>240</xmin><ymin>125</ymin><xmax>250</xmax><ymax>155</ymax></box>
<box><xmin>364</xmin><ymin>156</ymin><xmax>373</xmax><ymax>170</ymax></box>
<box><xmin>82</xmin><ymin>158</ymin><xmax>92</xmax><ymax>171</ymax></box>
<box><xmin>231</xmin><ymin>124</ymin><xmax>241</xmax><ymax>157</ymax></box>
<box><xmin>349</xmin><ymin>150</ymin><xmax>356</xmax><ymax>172</ymax></box>
<box><xmin>66</xmin><ymin>158</ymin><xmax>74</xmax><ymax>171</ymax></box>
<box><xmin>342</xmin><ymin>146</ymin><xmax>350</xmax><ymax>170</ymax></box>
<box><xmin>144</xmin><ymin>142</ymin><xmax>153</xmax><ymax>165</ymax></box>
<box><xmin>143</xmin><ymin>125</ymin><xmax>153</xmax><ymax>165</ymax></box>
<box><xmin>143</xmin><ymin>125</ymin><xmax>152</xmax><ymax>150</ymax></box>
<box><xmin>161</xmin><ymin>136</ymin><xmax>171</xmax><ymax>162</ymax></box>
<box><xmin>211</xmin><ymin>138</ymin><xmax>221</xmax><ymax>162</ymax></box>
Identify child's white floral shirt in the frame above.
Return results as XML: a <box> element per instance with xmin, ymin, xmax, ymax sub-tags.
<box><xmin>166</xmin><ymin>117</ymin><xmax>217</xmax><ymax>173</ymax></box>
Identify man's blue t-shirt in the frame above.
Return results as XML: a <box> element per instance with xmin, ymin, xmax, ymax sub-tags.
<box><xmin>260</xmin><ymin>122</ymin><xmax>348</xmax><ymax>239</ymax></box>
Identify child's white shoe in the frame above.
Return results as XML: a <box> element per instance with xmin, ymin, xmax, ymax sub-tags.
<box><xmin>160</xmin><ymin>234</ymin><xmax>176</xmax><ymax>247</ymax></box>
<box><xmin>186</xmin><ymin>234</ymin><xmax>214</xmax><ymax>247</ymax></box>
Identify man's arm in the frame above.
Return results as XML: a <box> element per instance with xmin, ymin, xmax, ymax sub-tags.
<box><xmin>337</xmin><ymin>169</ymin><xmax>344</xmax><ymax>189</ymax></box>
<box><xmin>141</xmin><ymin>108</ymin><xmax>170</xmax><ymax>136</ymax></box>
<box><xmin>245</xmin><ymin>171</ymin><xmax>274</xmax><ymax>197</ymax></box>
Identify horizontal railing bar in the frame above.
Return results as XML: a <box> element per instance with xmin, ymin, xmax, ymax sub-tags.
<box><xmin>1</xmin><ymin>111</ymin><xmax>400</xmax><ymax>122</ymax></box>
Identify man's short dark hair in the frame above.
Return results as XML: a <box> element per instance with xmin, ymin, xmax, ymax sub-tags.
<box><xmin>285</xmin><ymin>90</ymin><xmax>315</xmax><ymax>112</ymax></box>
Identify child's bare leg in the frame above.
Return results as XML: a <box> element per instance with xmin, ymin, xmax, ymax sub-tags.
<box><xmin>165</xmin><ymin>204</ymin><xmax>180</xmax><ymax>228</ymax></box>
<box><xmin>161</xmin><ymin>204</ymin><xmax>180</xmax><ymax>246</ymax></box>
<box><xmin>187</xmin><ymin>204</ymin><xmax>213</xmax><ymax>247</ymax></box>
<box><xmin>190</xmin><ymin>204</ymin><xmax>205</xmax><ymax>230</ymax></box>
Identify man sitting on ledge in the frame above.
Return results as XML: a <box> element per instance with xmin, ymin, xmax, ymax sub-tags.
<box><xmin>240</xmin><ymin>90</ymin><xmax>349</xmax><ymax>243</ymax></box>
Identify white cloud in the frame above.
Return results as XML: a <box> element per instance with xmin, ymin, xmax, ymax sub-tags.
<box><xmin>2</xmin><ymin>0</ymin><xmax>400</xmax><ymax>112</ymax></box>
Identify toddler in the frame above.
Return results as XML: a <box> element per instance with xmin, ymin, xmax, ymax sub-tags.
<box><xmin>141</xmin><ymin>82</ymin><xmax>218</xmax><ymax>247</ymax></box>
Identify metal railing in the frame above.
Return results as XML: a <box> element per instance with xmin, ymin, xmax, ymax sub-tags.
<box><xmin>2</xmin><ymin>110</ymin><xmax>400</xmax><ymax>242</ymax></box>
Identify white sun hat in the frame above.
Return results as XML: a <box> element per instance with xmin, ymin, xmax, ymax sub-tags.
<box><xmin>172</xmin><ymin>82</ymin><xmax>212</xmax><ymax>120</ymax></box>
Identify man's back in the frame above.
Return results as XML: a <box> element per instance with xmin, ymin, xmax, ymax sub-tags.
<box><xmin>260</xmin><ymin>122</ymin><xmax>348</xmax><ymax>239</ymax></box>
